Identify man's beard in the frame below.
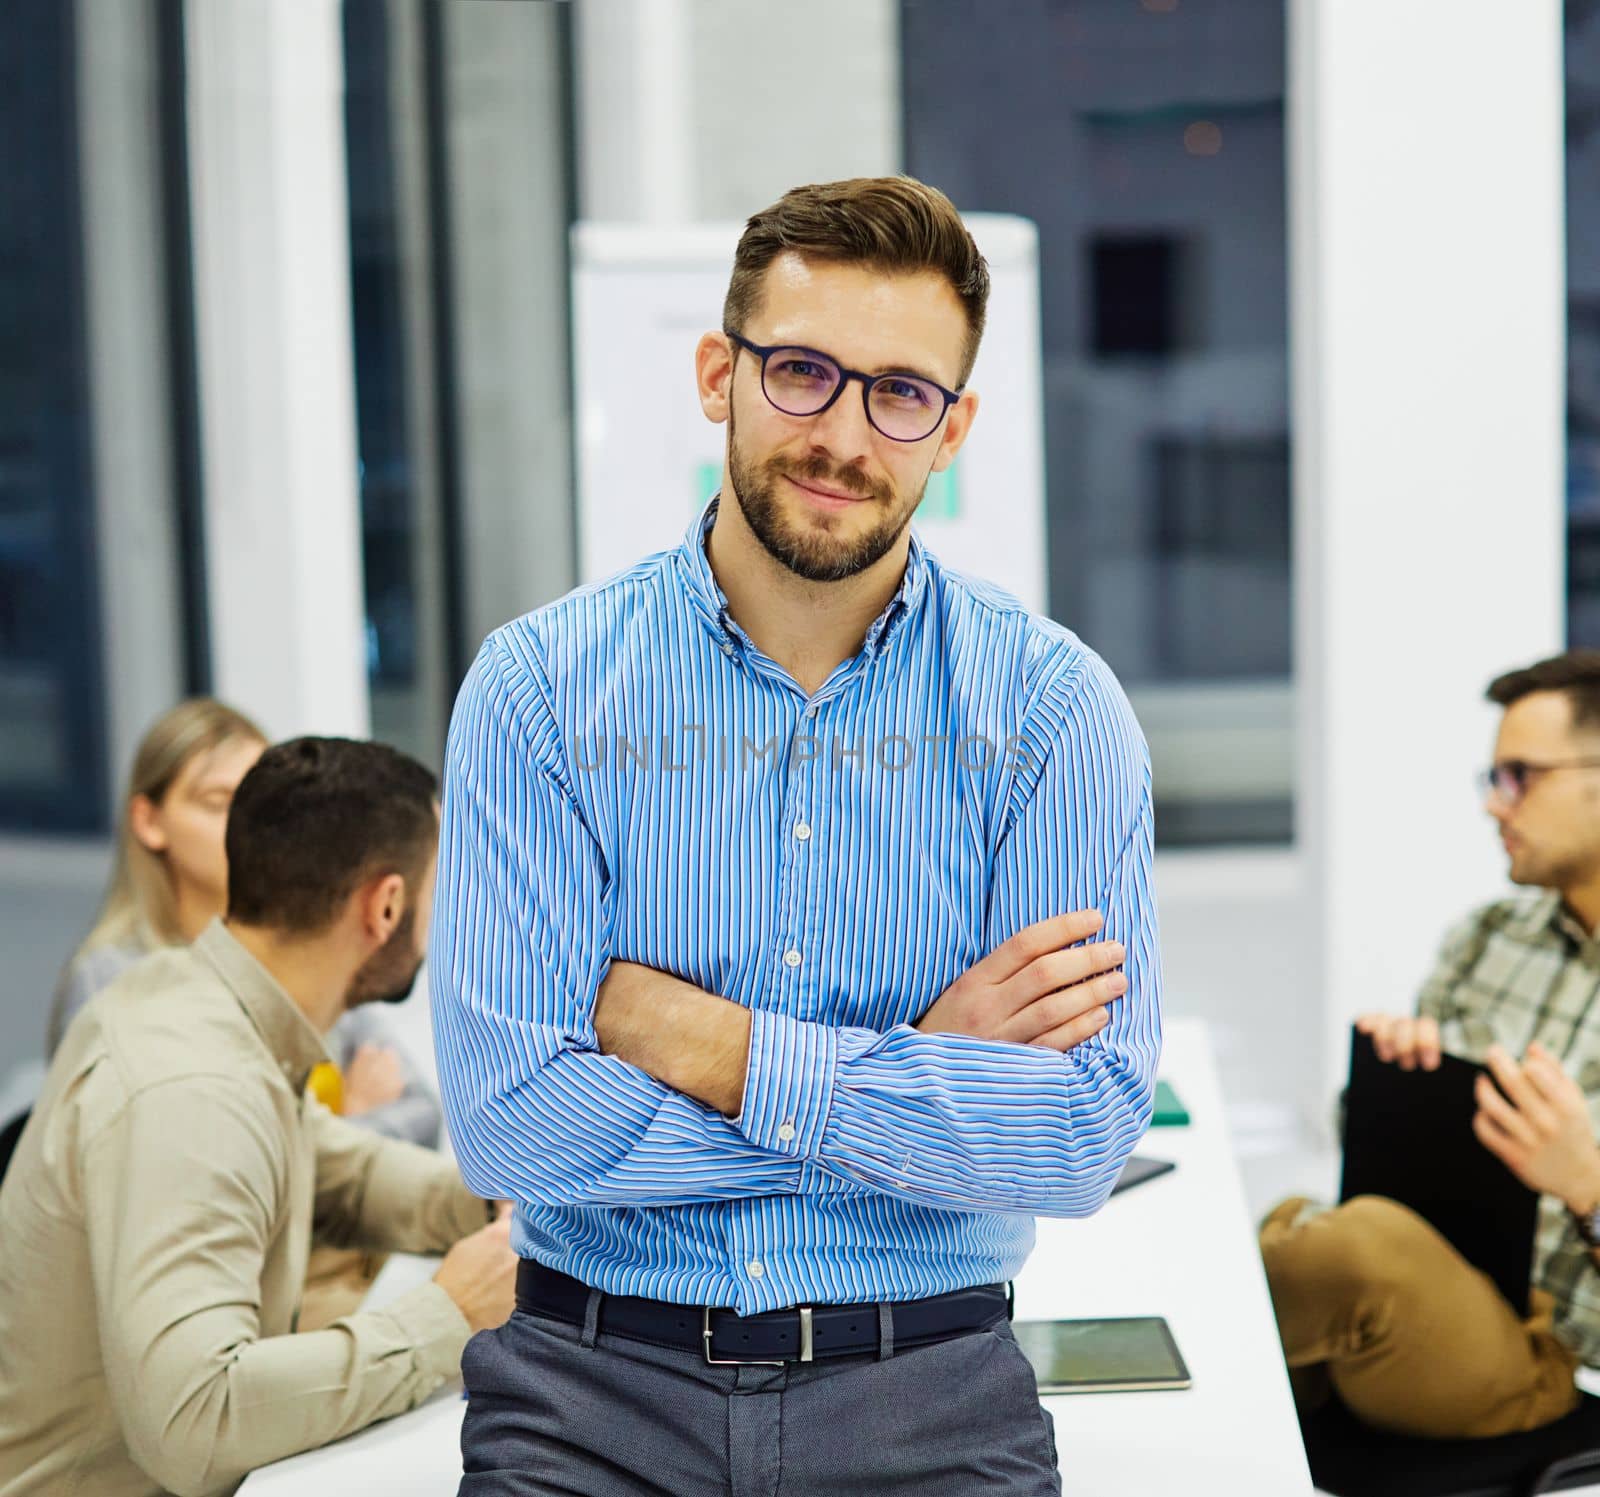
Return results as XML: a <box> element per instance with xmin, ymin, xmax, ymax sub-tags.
<box><xmin>345</xmin><ymin>904</ymin><xmax>425</xmax><ymax>1009</ymax></box>
<box><xmin>726</xmin><ymin>402</ymin><xmax>926</xmax><ymax>583</ymax></box>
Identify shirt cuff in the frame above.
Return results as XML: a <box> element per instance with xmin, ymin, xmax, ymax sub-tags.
<box><xmin>373</xmin><ymin>1281</ymin><xmax>473</xmax><ymax>1387</ymax></box>
<box><xmin>734</xmin><ymin>1009</ymin><xmax>838</xmax><ymax>1160</ymax></box>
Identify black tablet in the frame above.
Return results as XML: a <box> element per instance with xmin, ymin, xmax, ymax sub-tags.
<box><xmin>1110</xmin><ymin>1154</ymin><xmax>1176</xmax><ymax>1196</ymax></box>
<box><xmin>1339</xmin><ymin>1026</ymin><xmax>1537</xmax><ymax>1315</ymax></box>
<box><xmin>1012</xmin><ymin>1316</ymin><xmax>1192</xmax><ymax>1394</ymax></box>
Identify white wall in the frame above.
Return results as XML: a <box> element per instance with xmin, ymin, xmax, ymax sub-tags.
<box><xmin>1290</xmin><ymin>0</ymin><xmax>1567</xmax><ymax>1096</ymax></box>
<box><xmin>185</xmin><ymin>0</ymin><xmax>370</xmax><ymax>741</ymax></box>
<box><xmin>574</xmin><ymin>0</ymin><xmax>900</xmax><ymax>224</ymax></box>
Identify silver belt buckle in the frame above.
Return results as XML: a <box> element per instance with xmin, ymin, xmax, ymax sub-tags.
<box><xmin>701</xmin><ymin>1305</ymin><xmax>812</xmax><ymax>1366</ymax></box>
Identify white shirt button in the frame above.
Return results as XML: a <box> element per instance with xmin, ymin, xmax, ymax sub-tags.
<box><xmin>748</xmin><ymin>1260</ymin><xmax>765</xmax><ymax>1279</ymax></box>
<box><xmin>721</xmin><ymin>640</ymin><xmax>734</xmax><ymax>656</ymax></box>
<box><xmin>782</xmin><ymin>948</ymin><xmax>802</xmax><ymax>969</ymax></box>
<box><xmin>794</xmin><ymin>821</ymin><xmax>812</xmax><ymax>842</ymax></box>
<box><xmin>777</xmin><ymin>1122</ymin><xmax>796</xmax><ymax>1142</ymax></box>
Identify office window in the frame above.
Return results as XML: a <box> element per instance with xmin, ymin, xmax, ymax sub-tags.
<box><xmin>901</xmin><ymin>0</ymin><xmax>1291</xmax><ymax>846</ymax></box>
<box><xmin>1571</xmin><ymin>0</ymin><xmax>1600</xmax><ymax>643</ymax></box>
<box><xmin>342</xmin><ymin>0</ymin><xmax>575</xmax><ymax>767</ymax></box>
<box><xmin>0</xmin><ymin>0</ymin><xmax>202</xmax><ymax>834</ymax></box>
<box><xmin>0</xmin><ymin>1</ymin><xmax>104</xmax><ymax>832</ymax></box>
<box><xmin>343</xmin><ymin>0</ymin><xmax>456</xmax><ymax>767</ymax></box>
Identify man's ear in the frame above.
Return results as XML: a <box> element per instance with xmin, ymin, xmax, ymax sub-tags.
<box><xmin>930</xmin><ymin>388</ymin><xmax>980</xmax><ymax>474</ymax></box>
<box><xmin>696</xmin><ymin>331</ymin><xmax>735</xmax><ymax>425</ymax></box>
<box><xmin>362</xmin><ymin>871</ymin><xmax>407</xmax><ymax>943</ymax></box>
<box><xmin>128</xmin><ymin>794</ymin><xmax>167</xmax><ymax>854</ymax></box>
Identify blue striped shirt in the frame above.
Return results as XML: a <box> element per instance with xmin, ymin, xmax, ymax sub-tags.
<box><xmin>432</xmin><ymin>503</ymin><xmax>1161</xmax><ymax>1313</ymax></box>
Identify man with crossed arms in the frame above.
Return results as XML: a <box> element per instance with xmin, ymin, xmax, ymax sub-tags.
<box><xmin>432</xmin><ymin>175</ymin><xmax>1160</xmax><ymax>1494</ymax></box>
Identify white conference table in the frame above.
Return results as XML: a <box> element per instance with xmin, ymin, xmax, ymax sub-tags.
<box><xmin>1021</xmin><ymin>1018</ymin><xmax>1312</xmax><ymax>1494</ymax></box>
<box><xmin>246</xmin><ymin>1017</ymin><xmax>1312</xmax><ymax>1495</ymax></box>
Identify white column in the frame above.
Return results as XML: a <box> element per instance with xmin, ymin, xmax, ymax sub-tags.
<box><xmin>1290</xmin><ymin>0</ymin><xmax>1566</xmax><ymax>1099</ymax></box>
<box><xmin>573</xmin><ymin>0</ymin><xmax>900</xmax><ymax>225</ymax></box>
<box><xmin>683</xmin><ymin>0</ymin><xmax>901</xmax><ymax>219</ymax></box>
<box><xmin>77</xmin><ymin>0</ymin><xmax>186</xmax><ymax>803</ymax></box>
<box><xmin>574</xmin><ymin>0</ymin><xmax>696</xmax><ymax>222</ymax></box>
<box><xmin>185</xmin><ymin>0</ymin><xmax>369</xmax><ymax>740</ymax></box>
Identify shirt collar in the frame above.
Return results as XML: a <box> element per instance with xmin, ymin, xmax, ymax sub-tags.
<box><xmin>193</xmin><ymin>918</ymin><xmax>330</xmax><ymax>1092</ymax></box>
<box><xmin>1511</xmin><ymin>890</ymin><xmax>1596</xmax><ymax>951</ymax></box>
<box><xmin>673</xmin><ymin>497</ymin><xmax>929</xmax><ymax>663</ymax></box>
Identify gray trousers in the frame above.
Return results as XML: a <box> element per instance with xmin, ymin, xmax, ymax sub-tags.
<box><xmin>458</xmin><ymin>1303</ymin><xmax>1062</xmax><ymax>1495</ymax></box>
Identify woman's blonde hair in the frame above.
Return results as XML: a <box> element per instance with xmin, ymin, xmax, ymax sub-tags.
<box><xmin>77</xmin><ymin>698</ymin><xmax>267</xmax><ymax>958</ymax></box>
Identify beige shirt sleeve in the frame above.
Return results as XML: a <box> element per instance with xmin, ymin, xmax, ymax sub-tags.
<box><xmin>307</xmin><ymin>1097</ymin><xmax>489</xmax><ymax>1250</ymax></box>
<box><xmin>81</xmin><ymin>1075</ymin><xmax>471</xmax><ymax>1497</ymax></box>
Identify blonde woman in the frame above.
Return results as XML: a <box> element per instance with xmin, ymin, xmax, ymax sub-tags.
<box><xmin>47</xmin><ymin>699</ymin><xmax>442</xmax><ymax>1149</ymax></box>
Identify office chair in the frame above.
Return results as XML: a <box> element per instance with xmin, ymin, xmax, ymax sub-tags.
<box><xmin>0</xmin><ymin>1108</ymin><xmax>29</xmax><ymax>1186</ymax></box>
<box><xmin>1302</xmin><ymin>1392</ymin><xmax>1600</xmax><ymax>1497</ymax></box>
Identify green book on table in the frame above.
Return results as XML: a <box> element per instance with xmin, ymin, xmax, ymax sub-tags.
<box><xmin>1151</xmin><ymin>1079</ymin><xmax>1190</xmax><ymax>1127</ymax></box>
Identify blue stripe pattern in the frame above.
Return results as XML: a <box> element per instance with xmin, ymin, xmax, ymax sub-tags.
<box><xmin>432</xmin><ymin>503</ymin><xmax>1161</xmax><ymax>1313</ymax></box>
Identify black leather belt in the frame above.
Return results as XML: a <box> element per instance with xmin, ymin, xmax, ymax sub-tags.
<box><xmin>516</xmin><ymin>1261</ymin><xmax>1011</xmax><ymax>1365</ymax></box>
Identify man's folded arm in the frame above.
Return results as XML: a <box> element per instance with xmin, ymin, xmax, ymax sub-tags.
<box><xmin>84</xmin><ymin>1077</ymin><xmax>470</xmax><ymax>1497</ymax></box>
<box><xmin>839</xmin><ymin>656</ymin><xmax>1159</xmax><ymax>1213</ymax></box>
<box><xmin>735</xmin><ymin>795</ymin><xmax>1159</xmax><ymax>1216</ymax></box>
<box><xmin>627</xmin><ymin>656</ymin><xmax>1162</xmax><ymax>1218</ymax></box>
<box><xmin>430</xmin><ymin>635</ymin><xmax>807</xmax><ymax>1212</ymax></box>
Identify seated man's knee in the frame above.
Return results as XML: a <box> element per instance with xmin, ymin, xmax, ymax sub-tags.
<box><xmin>1261</xmin><ymin>1195</ymin><xmax>1431</xmax><ymax>1302</ymax></box>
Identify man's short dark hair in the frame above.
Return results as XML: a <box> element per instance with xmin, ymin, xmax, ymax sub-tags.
<box><xmin>1486</xmin><ymin>651</ymin><xmax>1600</xmax><ymax>734</ymax></box>
<box><xmin>723</xmin><ymin>176</ymin><xmax>991</xmax><ymax>385</ymax></box>
<box><xmin>226</xmin><ymin>738</ymin><xmax>439</xmax><ymax>935</ymax></box>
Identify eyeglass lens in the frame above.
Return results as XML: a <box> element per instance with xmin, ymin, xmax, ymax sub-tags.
<box><xmin>1483</xmin><ymin>763</ymin><xmax>1527</xmax><ymax>801</ymax></box>
<box><xmin>760</xmin><ymin>348</ymin><xmax>945</xmax><ymax>442</ymax></box>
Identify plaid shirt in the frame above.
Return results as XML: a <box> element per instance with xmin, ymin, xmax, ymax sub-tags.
<box><xmin>1415</xmin><ymin>892</ymin><xmax>1600</xmax><ymax>1361</ymax></box>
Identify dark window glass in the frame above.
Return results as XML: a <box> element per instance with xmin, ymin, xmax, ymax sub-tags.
<box><xmin>0</xmin><ymin>0</ymin><xmax>105</xmax><ymax>832</ymax></box>
<box><xmin>342</xmin><ymin>0</ymin><xmax>456</xmax><ymax>767</ymax></box>
<box><xmin>902</xmin><ymin>0</ymin><xmax>1291</xmax><ymax>846</ymax></box>
<box><xmin>1570</xmin><ymin>2</ymin><xmax>1600</xmax><ymax>643</ymax></box>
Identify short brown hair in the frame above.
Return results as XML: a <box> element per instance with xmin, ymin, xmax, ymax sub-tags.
<box><xmin>226</xmin><ymin>738</ymin><xmax>438</xmax><ymax>934</ymax></box>
<box><xmin>723</xmin><ymin>176</ymin><xmax>991</xmax><ymax>384</ymax></box>
<box><xmin>1486</xmin><ymin>651</ymin><xmax>1600</xmax><ymax>733</ymax></box>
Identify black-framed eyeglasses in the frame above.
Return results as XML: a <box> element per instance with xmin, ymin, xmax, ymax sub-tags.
<box><xmin>725</xmin><ymin>330</ymin><xmax>963</xmax><ymax>444</ymax></box>
<box><xmin>1478</xmin><ymin>758</ymin><xmax>1600</xmax><ymax>806</ymax></box>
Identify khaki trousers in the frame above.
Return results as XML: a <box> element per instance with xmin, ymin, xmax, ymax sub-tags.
<box><xmin>1259</xmin><ymin>1195</ymin><xmax>1580</xmax><ymax>1439</ymax></box>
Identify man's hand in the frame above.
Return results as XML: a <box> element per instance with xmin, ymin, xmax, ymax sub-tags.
<box><xmin>342</xmin><ymin>1044</ymin><xmax>406</xmax><ymax>1115</ymax></box>
<box><xmin>916</xmin><ymin>909</ymin><xmax>1125</xmax><ymax>1051</ymax></box>
<box><xmin>432</xmin><ymin>1215</ymin><xmax>518</xmax><ymax>1334</ymax></box>
<box><xmin>1353</xmin><ymin>1013</ymin><xmax>1442</xmax><ymax>1072</ymax></box>
<box><xmin>1473</xmin><ymin>1043</ymin><xmax>1600</xmax><ymax>1215</ymax></box>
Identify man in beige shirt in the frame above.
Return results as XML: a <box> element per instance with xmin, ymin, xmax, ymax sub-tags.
<box><xmin>0</xmin><ymin>738</ymin><xmax>515</xmax><ymax>1497</ymax></box>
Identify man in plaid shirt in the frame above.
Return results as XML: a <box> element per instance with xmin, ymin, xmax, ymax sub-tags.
<box><xmin>1263</xmin><ymin>651</ymin><xmax>1600</xmax><ymax>1438</ymax></box>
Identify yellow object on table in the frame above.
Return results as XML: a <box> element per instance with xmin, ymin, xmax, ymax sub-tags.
<box><xmin>307</xmin><ymin>1061</ymin><xmax>344</xmax><ymax>1114</ymax></box>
